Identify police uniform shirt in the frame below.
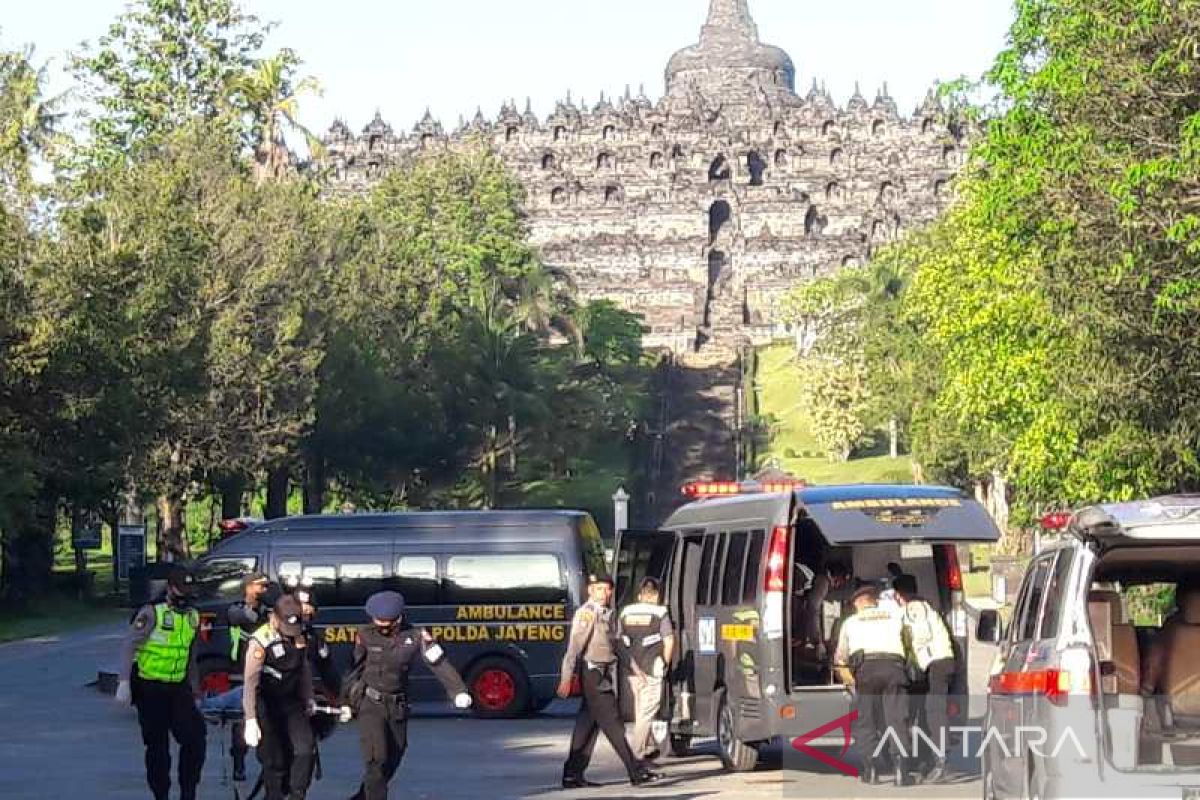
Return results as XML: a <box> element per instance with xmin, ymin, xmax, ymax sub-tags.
<box><xmin>227</xmin><ymin>600</ymin><xmax>266</xmax><ymax>666</ymax></box>
<box><xmin>560</xmin><ymin>601</ymin><xmax>617</xmax><ymax>681</ymax></box>
<box><xmin>304</xmin><ymin>624</ymin><xmax>341</xmax><ymax>694</ymax></box>
<box><xmin>834</xmin><ymin>605</ymin><xmax>908</xmax><ymax>668</ymax></box>
<box><xmin>242</xmin><ymin>628</ymin><xmax>314</xmax><ymax>718</ymax></box>
<box><xmin>618</xmin><ymin>602</ymin><xmax>674</xmax><ymax>675</ymax></box>
<box><xmin>118</xmin><ymin>603</ymin><xmax>201</xmax><ymax>694</ymax></box>
<box><xmin>351</xmin><ymin>624</ymin><xmax>466</xmax><ymax>698</ymax></box>
<box><xmin>901</xmin><ymin>598</ymin><xmax>954</xmax><ymax>669</ymax></box>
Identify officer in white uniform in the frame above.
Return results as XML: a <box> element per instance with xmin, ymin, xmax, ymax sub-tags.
<box><xmin>834</xmin><ymin>584</ymin><xmax>913</xmax><ymax>786</ymax></box>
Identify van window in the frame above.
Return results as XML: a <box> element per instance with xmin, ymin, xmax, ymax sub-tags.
<box><xmin>578</xmin><ymin>516</ymin><xmax>609</xmax><ymax>579</ymax></box>
<box><xmin>278</xmin><ymin>561</ymin><xmax>302</xmax><ymax>586</ymax></box>
<box><xmin>392</xmin><ymin>556</ymin><xmax>439</xmax><ymax>606</ymax></box>
<box><xmin>196</xmin><ymin>557</ymin><xmax>257</xmax><ymax>601</ymax></box>
<box><xmin>1012</xmin><ymin>556</ymin><xmax>1054</xmax><ymax>642</ymax></box>
<box><xmin>337</xmin><ymin>563</ymin><xmax>386</xmax><ymax>607</ymax></box>
<box><xmin>1038</xmin><ymin>551</ymin><xmax>1073</xmax><ymax>638</ymax></box>
<box><xmin>722</xmin><ymin>532</ymin><xmax>749</xmax><ymax>606</ymax></box>
<box><xmin>444</xmin><ymin>554</ymin><xmax>566</xmax><ymax>604</ymax></box>
<box><xmin>711</xmin><ymin>534</ymin><xmax>729</xmax><ymax>605</ymax></box>
<box><xmin>742</xmin><ymin>530</ymin><xmax>765</xmax><ymax>603</ymax></box>
<box><xmin>697</xmin><ymin>536</ymin><xmax>717</xmax><ymax>606</ymax></box>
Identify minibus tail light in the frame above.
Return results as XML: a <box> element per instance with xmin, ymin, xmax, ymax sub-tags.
<box><xmin>765</xmin><ymin>526</ymin><xmax>789</xmax><ymax>592</ymax></box>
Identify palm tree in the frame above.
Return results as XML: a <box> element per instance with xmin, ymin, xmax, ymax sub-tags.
<box><xmin>232</xmin><ymin>49</ymin><xmax>322</xmax><ymax>182</ymax></box>
<box><xmin>0</xmin><ymin>44</ymin><xmax>65</xmax><ymax>200</ymax></box>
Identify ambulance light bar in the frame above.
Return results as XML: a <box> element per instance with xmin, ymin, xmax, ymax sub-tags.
<box><xmin>681</xmin><ymin>479</ymin><xmax>807</xmax><ymax>499</ymax></box>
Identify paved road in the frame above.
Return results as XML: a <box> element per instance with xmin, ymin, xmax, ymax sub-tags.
<box><xmin>0</xmin><ymin>623</ymin><xmax>992</xmax><ymax>799</ymax></box>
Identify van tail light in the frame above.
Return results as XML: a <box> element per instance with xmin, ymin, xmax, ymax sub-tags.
<box><xmin>942</xmin><ymin>544</ymin><xmax>963</xmax><ymax>592</ymax></box>
<box><xmin>989</xmin><ymin>648</ymin><xmax>1095</xmax><ymax>707</ymax></box>
<box><xmin>765</xmin><ymin>526</ymin><xmax>789</xmax><ymax>592</ymax></box>
<box><xmin>764</xmin><ymin>526</ymin><xmax>789</xmax><ymax>640</ymax></box>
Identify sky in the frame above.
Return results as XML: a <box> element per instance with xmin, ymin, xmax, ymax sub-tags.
<box><xmin>3</xmin><ymin>0</ymin><xmax>1015</xmax><ymax>138</ymax></box>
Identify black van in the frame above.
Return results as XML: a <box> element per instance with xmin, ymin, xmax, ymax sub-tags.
<box><xmin>614</xmin><ymin>482</ymin><xmax>1000</xmax><ymax>771</ymax></box>
<box><xmin>194</xmin><ymin>510</ymin><xmax>608</xmax><ymax>717</ymax></box>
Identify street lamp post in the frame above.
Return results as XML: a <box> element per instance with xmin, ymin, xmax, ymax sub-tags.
<box><xmin>612</xmin><ymin>485</ymin><xmax>630</xmax><ymax>538</ymax></box>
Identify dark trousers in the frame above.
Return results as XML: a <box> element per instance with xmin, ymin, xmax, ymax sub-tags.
<box><xmin>132</xmin><ymin>676</ymin><xmax>206</xmax><ymax>800</ymax></box>
<box><xmin>352</xmin><ymin>693</ymin><xmax>409</xmax><ymax>800</ymax></box>
<box><xmin>231</xmin><ymin>721</ymin><xmax>247</xmax><ymax>774</ymax></box>
<box><xmin>563</xmin><ymin>664</ymin><xmax>641</xmax><ymax>781</ymax></box>
<box><xmin>258</xmin><ymin>701</ymin><xmax>314</xmax><ymax>800</ymax></box>
<box><xmin>922</xmin><ymin>658</ymin><xmax>956</xmax><ymax>759</ymax></box>
<box><xmin>852</xmin><ymin>658</ymin><xmax>909</xmax><ymax>767</ymax></box>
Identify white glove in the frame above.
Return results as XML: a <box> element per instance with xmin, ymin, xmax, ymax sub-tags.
<box><xmin>115</xmin><ymin>680</ymin><xmax>132</xmax><ymax>705</ymax></box>
<box><xmin>244</xmin><ymin>718</ymin><xmax>262</xmax><ymax>748</ymax></box>
<box><xmin>651</xmin><ymin>719</ymin><xmax>668</xmax><ymax>744</ymax></box>
<box><xmin>339</xmin><ymin>705</ymin><xmax>353</xmax><ymax>723</ymax></box>
<box><xmin>454</xmin><ymin>692</ymin><xmax>472</xmax><ymax>710</ymax></box>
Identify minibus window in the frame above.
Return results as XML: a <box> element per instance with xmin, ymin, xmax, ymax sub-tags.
<box><xmin>742</xmin><ymin>530</ymin><xmax>765</xmax><ymax>603</ymax></box>
<box><xmin>722</xmin><ymin>532</ymin><xmax>749</xmax><ymax>606</ymax></box>
<box><xmin>444</xmin><ymin>554</ymin><xmax>567</xmax><ymax>604</ymax></box>
<box><xmin>393</xmin><ymin>556</ymin><xmax>440</xmax><ymax>606</ymax></box>
<box><xmin>697</xmin><ymin>536</ymin><xmax>717</xmax><ymax>606</ymax></box>
<box><xmin>711</xmin><ymin>533</ymin><xmax>729</xmax><ymax>605</ymax></box>
<box><xmin>337</xmin><ymin>563</ymin><xmax>386</xmax><ymax>607</ymax></box>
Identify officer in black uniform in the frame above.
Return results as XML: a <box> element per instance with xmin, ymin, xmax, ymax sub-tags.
<box><xmin>346</xmin><ymin>590</ymin><xmax>472</xmax><ymax>800</ymax></box>
<box><xmin>242</xmin><ymin>595</ymin><xmax>316</xmax><ymax>800</ymax></box>
<box><xmin>834</xmin><ymin>584</ymin><xmax>913</xmax><ymax>786</ymax></box>
<box><xmin>557</xmin><ymin>574</ymin><xmax>658</xmax><ymax>789</ymax></box>
<box><xmin>227</xmin><ymin>571</ymin><xmax>270</xmax><ymax>780</ymax></box>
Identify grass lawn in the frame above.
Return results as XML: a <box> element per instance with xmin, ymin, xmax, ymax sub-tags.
<box><xmin>0</xmin><ymin>589</ymin><xmax>125</xmax><ymax>643</ymax></box>
<box><xmin>753</xmin><ymin>344</ymin><xmax>914</xmax><ymax>485</ymax></box>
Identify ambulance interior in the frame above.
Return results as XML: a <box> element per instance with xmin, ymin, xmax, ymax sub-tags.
<box><xmin>1088</xmin><ymin>546</ymin><xmax>1200</xmax><ymax>770</ymax></box>
<box><xmin>789</xmin><ymin>516</ymin><xmax>952</xmax><ymax>688</ymax></box>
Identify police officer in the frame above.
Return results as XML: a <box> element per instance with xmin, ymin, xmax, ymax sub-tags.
<box><xmin>893</xmin><ymin>574</ymin><xmax>956</xmax><ymax>782</ymax></box>
<box><xmin>227</xmin><ymin>571</ymin><xmax>270</xmax><ymax>780</ymax></box>
<box><xmin>834</xmin><ymin>584</ymin><xmax>913</xmax><ymax>786</ymax></box>
<box><xmin>618</xmin><ymin>576</ymin><xmax>675</xmax><ymax>761</ymax></box>
<box><xmin>346</xmin><ymin>590</ymin><xmax>472</xmax><ymax>800</ymax></box>
<box><xmin>115</xmin><ymin>564</ymin><xmax>206</xmax><ymax>800</ymax></box>
<box><xmin>242</xmin><ymin>594</ymin><xmax>316</xmax><ymax>800</ymax></box>
<box><xmin>558</xmin><ymin>574</ymin><xmax>658</xmax><ymax>789</ymax></box>
<box><xmin>293</xmin><ymin>586</ymin><xmax>340</xmax><ymax>697</ymax></box>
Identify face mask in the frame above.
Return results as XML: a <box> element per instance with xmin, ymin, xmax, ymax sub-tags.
<box><xmin>375</xmin><ymin>623</ymin><xmax>395</xmax><ymax>636</ymax></box>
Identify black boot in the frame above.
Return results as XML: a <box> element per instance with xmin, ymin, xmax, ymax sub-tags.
<box><xmin>924</xmin><ymin>757</ymin><xmax>947</xmax><ymax>784</ymax></box>
<box><xmin>231</xmin><ymin>746</ymin><xmax>246</xmax><ymax>782</ymax></box>
<box><xmin>631</xmin><ymin>767</ymin><xmax>661</xmax><ymax>786</ymax></box>
<box><xmin>860</xmin><ymin>761</ymin><xmax>880</xmax><ymax>785</ymax></box>
<box><xmin>894</xmin><ymin>756</ymin><xmax>914</xmax><ymax>787</ymax></box>
<box><xmin>561</xmin><ymin>774</ymin><xmax>601</xmax><ymax>789</ymax></box>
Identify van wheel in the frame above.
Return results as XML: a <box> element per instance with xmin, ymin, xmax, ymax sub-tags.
<box><xmin>716</xmin><ymin>694</ymin><xmax>758</xmax><ymax>772</ymax></box>
<box><xmin>668</xmin><ymin>734</ymin><xmax>693</xmax><ymax>757</ymax></box>
<box><xmin>466</xmin><ymin>657</ymin><xmax>530</xmax><ymax>719</ymax></box>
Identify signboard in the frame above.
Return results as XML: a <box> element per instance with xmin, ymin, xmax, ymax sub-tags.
<box><xmin>117</xmin><ymin>525</ymin><xmax>146</xmax><ymax>581</ymax></box>
<box><xmin>72</xmin><ymin>522</ymin><xmax>103</xmax><ymax>550</ymax></box>
<box><xmin>698</xmin><ymin>616</ymin><xmax>717</xmax><ymax>654</ymax></box>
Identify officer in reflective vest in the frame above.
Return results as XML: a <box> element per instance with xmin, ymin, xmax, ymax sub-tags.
<box><xmin>242</xmin><ymin>594</ymin><xmax>315</xmax><ymax>800</ymax></box>
<box><xmin>226</xmin><ymin>571</ymin><xmax>270</xmax><ymax>780</ymax></box>
<box><xmin>557</xmin><ymin>574</ymin><xmax>658</xmax><ymax>789</ymax></box>
<box><xmin>345</xmin><ymin>591</ymin><xmax>472</xmax><ymax>800</ymax></box>
<box><xmin>893</xmin><ymin>574</ymin><xmax>956</xmax><ymax>783</ymax></box>
<box><xmin>834</xmin><ymin>583</ymin><xmax>913</xmax><ymax>786</ymax></box>
<box><xmin>618</xmin><ymin>576</ymin><xmax>675</xmax><ymax>761</ymax></box>
<box><xmin>115</xmin><ymin>564</ymin><xmax>206</xmax><ymax>800</ymax></box>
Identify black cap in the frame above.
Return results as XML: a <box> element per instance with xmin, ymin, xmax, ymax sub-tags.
<box><xmin>242</xmin><ymin>572</ymin><xmax>269</xmax><ymax>588</ymax></box>
<box><xmin>588</xmin><ymin>574</ymin><xmax>614</xmax><ymax>587</ymax></box>
<box><xmin>293</xmin><ymin>587</ymin><xmax>317</xmax><ymax>608</ymax></box>
<box><xmin>273</xmin><ymin>595</ymin><xmax>304</xmax><ymax>637</ymax></box>
<box><xmin>166</xmin><ymin>564</ymin><xmax>197</xmax><ymax>593</ymax></box>
<box><xmin>365</xmin><ymin>591</ymin><xmax>406</xmax><ymax>622</ymax></box>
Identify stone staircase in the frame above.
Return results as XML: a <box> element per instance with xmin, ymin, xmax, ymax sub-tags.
<box><xmin>644</xmin><ymin>346</ymin><xmax>744</xmax><ymax>524</ymax></box>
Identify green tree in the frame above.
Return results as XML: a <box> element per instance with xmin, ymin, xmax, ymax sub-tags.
<box><xmin>0</xmin><ymin>42</ymin><xmax>64</xmax><ymax>202</ymax></box>
<box><xmin>230</xmin><ymin>48</ymin><xmax>322</xmax><ymax>181</ymax></box>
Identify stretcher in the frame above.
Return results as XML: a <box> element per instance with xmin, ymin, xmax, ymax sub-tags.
<box><xmin>199</xmin><ymin>689</ymin><xmax>343</xmax><ymax>800</ymax></box>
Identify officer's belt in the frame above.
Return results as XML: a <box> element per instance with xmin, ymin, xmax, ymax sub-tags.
<box><xmin>365</xmin><ymin>686</ymin><xmax>406</xmax><ymax>703</ymax></box>
<box><xmin>263</xmin><ymin>665</ymin><xmax>283</xmax><ymax>680</ymax></box>
<box><xmin>639</xmin><ymin>633</ymin><xmax>663</xmax><ymax>647</ymax></box>
<box><xmin>585</xmin><ymin>660</ymin><xmax>615</xmax><ymax>673</ymax></box>
<box><xmin>858</xmin><ymin>653</ymin><xmax>906</xmax><ymax>666</ymax></box>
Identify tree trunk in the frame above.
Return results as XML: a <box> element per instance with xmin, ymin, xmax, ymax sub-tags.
<box><xmin>303</xmin><ymin>450</ymin><xmax>326</xmax><ymax>515</ymax></box>
<box><xmin>265</xmin><ymin>466</ymin><xmax>290</xmax><ymax>520</ymax></box>
<box><xmin>889</xmin><ymin>417</ymin><xmax>899</xmax><ymax>459</ymax></box>
<box><xmin>156</xmin><ymin>494</ymin><xmax>188</xmax><ymax>562</ymax></box>
<box><xmin>0</xmin><ymin>490</ymin><xmax>56</xmax><ymax>603</ymax></box>
<box><xmin>216</xmin><ymin>474</ymin><xmax>245</xmax><ymax>521</ymax></box>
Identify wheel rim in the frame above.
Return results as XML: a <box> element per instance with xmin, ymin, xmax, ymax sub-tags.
<box><xmin>718</xmin><ymin>702</ymin><xmax>734</xmax><ymax>757</ymax></box>
<box><xmin>473</xmin><ymin>668</ymin><xmax>516</xmax><ymax>712</ymax></box>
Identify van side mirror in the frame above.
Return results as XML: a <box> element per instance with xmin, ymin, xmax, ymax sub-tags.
<box><xmin>977</xmin><ymin>609</ymin><xmax>1003</xmax><ymax>643</ymax></box>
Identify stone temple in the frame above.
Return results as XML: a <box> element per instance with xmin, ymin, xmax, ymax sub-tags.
<box><xmin>322</xmin><ymin>0</ymin><xmax>967</xmax><ymax>357</ymax></box>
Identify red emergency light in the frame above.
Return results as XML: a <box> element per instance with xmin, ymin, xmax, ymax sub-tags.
<box><xmin>1040</xmin><ymin>511</ymin><xmax>1072</xmax><ymax>531</ymax></box>
<box><xmin>681</xmin><ymin>478</ymin><xmax>807</xmax><ymax>499</ymax></box>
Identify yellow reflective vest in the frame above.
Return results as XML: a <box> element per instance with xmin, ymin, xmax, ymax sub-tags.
<box><xmin>136</xmin><ymin>603</ymin><xmax>198</xmax><ymax>683</ymax></box>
